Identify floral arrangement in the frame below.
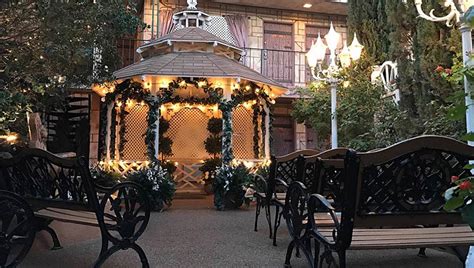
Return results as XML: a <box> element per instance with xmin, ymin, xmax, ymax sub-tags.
<box><xmin>213</xmin><ymin>163</ymin><xmax>254</xmax><ymax>210</ymax></box>
<box><xmin>126</xmin><ymin>163</ymin><xmax>176</xmax><ymax>211</ymax></box>
<box><xmin>444</xmin><ymin>175</ymin><xmax>474</xmax><ymax>228</ymax></box>
<box><xmin>94</xmin><ymin>162</ymin><xmax>176</xmax><ymax>211</ymax></box>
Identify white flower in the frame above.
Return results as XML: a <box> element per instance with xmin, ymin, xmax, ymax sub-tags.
<box><xmin>444</xmin><ymin>186</ymin><xmax>458</xmax><ymax>201</ymax></box>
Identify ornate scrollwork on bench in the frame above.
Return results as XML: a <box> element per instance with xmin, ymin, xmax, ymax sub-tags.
<box><xmin>359</xmin><ymin>150</ymin><xmax>468</xmax><ymax>214</ymax></box>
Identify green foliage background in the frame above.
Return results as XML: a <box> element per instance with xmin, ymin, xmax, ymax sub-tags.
<box><xmin>0</xmin><ymin>0</ymin><xmax>146</xmax><ymax>133</ymax></box>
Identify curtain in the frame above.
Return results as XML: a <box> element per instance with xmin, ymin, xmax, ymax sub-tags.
<box><xmin>225</xmin><ymin>15</ymin><xmax>249</xmax><ymax>48</ymax></box>
<box><xmin>159</xmin><ymin>9</ymin><xmax>174</xmax><ymax>37</ymax></box>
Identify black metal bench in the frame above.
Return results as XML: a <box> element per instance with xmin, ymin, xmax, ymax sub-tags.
<box><xmin>284</xmin><ymin>136</ymin><xmax>474</xmax><ymax>267</ymax></box>
<box><xmin>0</xmin><ymin>148</ymin><xmax>151</xmax><ymax>267</ymax></box>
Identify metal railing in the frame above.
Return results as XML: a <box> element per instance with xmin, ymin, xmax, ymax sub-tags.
<box><xmin>117</xmin><ymin>39</ymin><xmax>310</xmax><ymax>86</ymax></box>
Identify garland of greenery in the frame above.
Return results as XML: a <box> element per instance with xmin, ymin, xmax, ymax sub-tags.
<box><xmin>260</xmin><ymin>103</ymin><xmax>266</xmax><ymax>158</ymax></box>
<box><xmin>269</xmin><ymin>106</ymin><xmax>274</xmax><ymax>155</ymax></box>
<box><xmin>98</xmin><ymin>102</ymin><xmax>108</xmax><ymax>160</ymax></box>
<box><xmin>118</xmin><ymin>102</ymin><xmax>127</xmax><ymax>159</ymax></box>
<box><xmin>145</xmin><ymin>98</ymin><xmax>160</xmax><ymax>162</ymax></box>
<box><xmin>252</xmin><ymin>102</ymin><xmax>260</xmax><ymax>158</ymax></box>
<box><xmin>109</xmin><ymin>105</ymin><xmax>117</xmax><ymax>159</ymax></box>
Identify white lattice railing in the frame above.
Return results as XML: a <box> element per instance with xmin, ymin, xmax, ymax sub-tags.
<box><xmin>99</xmin><ymin>160</ymin><xmax>150</xmax><ymax>176</ymax></box>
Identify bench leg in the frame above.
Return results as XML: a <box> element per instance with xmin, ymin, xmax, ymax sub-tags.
<box><xmin>35</xmin><ymin>218</ymin><xmax>62</xmax><ymax>250</ymax></box>
<box><xmin>451</xmin><ymin>246</ymin><xmax>469</xmax><ymax>264</ymax></box>
<box><xmin>130</xmin><ymin>243</ymin><xmax>150</xmax><ymax>268</ymax></box>
<box><xmin>284</xmin><ymin>240</ymin><xmax>295</xmax><ymax>268</ymax></box>
<box><xmin>265</xmin><ymin>204</ymin><xmax>272</xmax><ymax>239</ymax></box>
<box><xmin>417</xmin><ymin>248</ymin><xmax>427</xmax><ymax>258</ymax></box>
<box><xmin>338</xmin><ymin>250</ymin><xmax>346</xmax><ymax>268</ymax></box>
<box><xmin>273</xmin><ymin>205</ymin><xmax>283</xmax><ymax>246</ymax></box>
<box><xmin>42</xmin><ymin>225</ymin><xmax>62</xmax><ymax>250</ymax></box>
<box><xmin>313</xmin><ymin>239</ymin><xmax>320</xmax><ymax>268</ymax></box>
<box><xmin>254</xmin><ymin>197</ymin><xmax>261</xmax><ymax>232</ymax></box>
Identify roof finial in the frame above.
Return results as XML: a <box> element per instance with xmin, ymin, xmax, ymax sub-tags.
<box><xmin>187</xmin><ymin>0</ymin><xmax>198</xmax><ymax>10</ymax></box>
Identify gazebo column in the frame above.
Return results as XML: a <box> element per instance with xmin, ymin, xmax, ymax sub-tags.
<box><xmin>263</xmin><ymin>102</ymin><xmax>271</xmax><ymax>159</ymax></box>
<box><xmin>105</xmin><ymin>102</ymin><xmax>113</xmax><ymax>161</ymax></box>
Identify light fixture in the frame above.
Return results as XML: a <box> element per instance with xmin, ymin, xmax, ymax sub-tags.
<box><xmin>303</xmin><ymin>3</ymin><xmax>312</xmax><ymax>8</ymax></box>
<box><xmin>306</xmin><ymin>33</ymin><xmax>327</xmax><ymax>69</ymax></box>
<box><xmin>339</xmin><ymin>41</ymin><xmax>352</xmax><ymax>68</ymax></box>
<box><xmin>325</xmin><ymin>22</ymin><xmax>341</xmax><ymax>52</ymax></box>
<box><xmin>348</xmin><ymin>33</ymin><xmax>363</xmax><ymax>61</ymax></box>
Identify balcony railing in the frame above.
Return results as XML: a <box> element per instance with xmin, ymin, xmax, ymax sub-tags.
<box><xmin>117</xmin><ymin>39</ymin><xmax>310</xmax><ymax>87</ymax></box>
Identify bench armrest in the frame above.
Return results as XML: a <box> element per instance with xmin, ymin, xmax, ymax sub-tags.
<box><xmin>252</xmin><ymin>174</ymin><xmax>268</xmax><ymax>193</ymax></box>
<box><xmin>308</xmin><ymin>194</ymin><xmax>340</xmax><ymax>230</ymax></box>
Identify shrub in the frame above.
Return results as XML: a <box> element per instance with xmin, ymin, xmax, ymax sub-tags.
<box><xmin>90</xmin><ymin>166</ymin><xmax>122</xmax><ymax>187</ymax></box>
<box><xmin>126</xmin><ymin>163</ymin><xmax>176</xmax><ymax>211</ymax></box>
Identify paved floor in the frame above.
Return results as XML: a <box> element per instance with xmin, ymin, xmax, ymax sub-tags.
<box><xmin>23</xmin><ymin>197</ymin><xmax>463</xmax><ymax>267</ymax></box>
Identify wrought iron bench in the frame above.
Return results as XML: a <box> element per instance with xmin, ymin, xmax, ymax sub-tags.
<box><xmin>0</xmin><ymin>148</ymin><xmax>151</xmax><ymax>267</ymax></box>
<box><xmin>253</xmin><ymin>149</ymin><xmax>318</xmax><ymax>246</ymax></box>
<box><xmin>285</xmin><ymin>136</ymin><xmax>474</xmax><ymax>267</ymax></box>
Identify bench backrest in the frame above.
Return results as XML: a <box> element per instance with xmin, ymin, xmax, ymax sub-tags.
<box><xmin>351</xmin><ymin>136</ymin><xmax>474</xmax><ymax>227</ymax></box>
<box><xmin>314</xmin><ymin>136</ymin><xmax>474</xmax><ymax>250</ymax></box>
<box><xmin>267</xmin><ymin>149</ymin><xmax>320</xmax><ymax>197</ymax></box>
<box><xmin>304</xmin><ymin>148</ymin><xmax>348</xmax><ymax>209</ymax></box>
<box><xmin>0</xmin><ymin>148</ymin><xmax>100</xmax><ymax>212</ymax></box>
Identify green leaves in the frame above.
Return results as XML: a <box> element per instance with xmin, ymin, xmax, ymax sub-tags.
<box><xmin>444</xmin><ymin>196</ymin><xmax>465</xmax><ymax>211</ymax></box>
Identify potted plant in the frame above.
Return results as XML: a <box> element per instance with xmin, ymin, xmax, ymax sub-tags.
<box><xmin>126</xmin><ymin>162</ymin><xmax>176</xmax><ymax>211</ymax></box>
<box><xmin>201</xmin><ymin>117</ymin><xmax>222</xmax><ymax>194</ymax></box>
<box><xmin>214</xmin><ymin>163</ymin><xmax>253</xmax><ymax>210</ymax></box>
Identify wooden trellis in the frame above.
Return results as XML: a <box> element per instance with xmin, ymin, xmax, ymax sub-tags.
<box><xmin>122</xmin><ymin>104</ymin><xmax>148</xmax><ymax>161</ymax></box>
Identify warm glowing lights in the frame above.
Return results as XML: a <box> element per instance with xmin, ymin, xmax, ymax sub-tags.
<box><xmin>0</xmin><ymin>134</ymin><xmax>18</xmax><ymax>144</ymax></box>
<box><xmin>179</xmin><ymin>80</ymin><xmax>187</xmax><ymax>87</ymax></box>
<box><xmin>197</xmin><ymin>81</ymin><xmax>206</xmax><ymax>88</ymax></box>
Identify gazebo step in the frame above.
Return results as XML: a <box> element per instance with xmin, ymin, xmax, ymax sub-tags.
<box><xmin>175</xmin><ymin>190</ymin><xmax>207</xmax><ymax>199</ymax></box>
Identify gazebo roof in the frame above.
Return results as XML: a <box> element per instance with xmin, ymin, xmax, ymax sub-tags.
<box><xmin>137</xmin><ymin>27</ymin><xmax>242</xmax><ymax>56</ymax></box>
<box><xmin>113</xmin><ymin>51</ymin><xmax>286</xmax><ymax>93</ymax></box>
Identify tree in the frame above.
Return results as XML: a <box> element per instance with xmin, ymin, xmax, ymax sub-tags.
<box><xmin>292</xmin><ymin>54</ymin><xmax>409</xmax><ymax>151</ymax></box>
<box><xmin>0</xmin><ymin>0</ymin><xmax>146</xmax><ymax>134</ymax></box>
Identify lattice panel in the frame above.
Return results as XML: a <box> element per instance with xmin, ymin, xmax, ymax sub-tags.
<box><xmin>205</xmin><ymin>16</ymin><xmax>238</xmax><ymax>46</ymax></box>
<box><xmin>167</xmin><ymin>108</ymin><xmax>210</xmax><ymax>160</ymax></box>
<box><xmin>122</xmin><ymin>105</ymin><xmax>148</xmax><ymax>161</ymax></box>
<box><xmin>232</xmin><ymin>105</ymin><xmax>254</xmax><ymax>159</ymax></box>
<box><xmin>174</xmin><ymin>163</ymin><xmax>204</xmax><ymax>192</ymax></box>
<box><xmin>359</xmin><ymin>150</ymin><xmax>468</xmax><ymax>214</ymax></box>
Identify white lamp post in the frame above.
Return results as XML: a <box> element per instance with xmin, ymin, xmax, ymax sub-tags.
<box><xmin>411</xmin><ymin>0</ymin><xmax>474</xmax><ymax>144</ymax></box>
<box><xmin>306</xmin><ymin>23</ymin><xmax>364</xmax><ymax>149</ymax></box>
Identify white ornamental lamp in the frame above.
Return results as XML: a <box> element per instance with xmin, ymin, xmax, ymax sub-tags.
<box><xmin>339</xmin><ymin>42</ymin><xmax>352</xmax><ymax>68</ymax></box>
<box><xmin>324</xmin><ymin>22</ymin><xmax>341</xmax><ymax>67</ymax></box>
<box><xmin>306</xmin><ymin>33</ymin><xmax>327</xmax><ymax>68</ymax></box>
<box><xmin>348</xmin><ymin>33</ymin><xmax>363</xmax><ymax>61</ymax></box>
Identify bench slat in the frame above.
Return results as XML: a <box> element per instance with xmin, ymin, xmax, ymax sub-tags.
<box><xmin>317</xmin><ymin>226</ymin><xmax>474</xmax><ymax>249</ymax></box>
<box><xmin>35</xmin><ymin>207</ymin><xmax>115</xmax><ymax>227</ymax></box>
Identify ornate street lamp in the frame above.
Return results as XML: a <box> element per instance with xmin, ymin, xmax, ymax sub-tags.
<box><xmin>410</xmin><ymin>0</ymin><xmax>474</xmax><ymax>144</ymax></box>
<box><xmin>306</xmin><ymin>23</ymin><xmax>364</xmax><ymax>149</ymax></box>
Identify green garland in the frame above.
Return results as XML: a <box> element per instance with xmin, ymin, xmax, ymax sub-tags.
<box><xmin>109</xmin><ymin>105</ymin><xmax>117</xmax><ymax>159</ymax></box>
<box><xmin>145</xmin><ymin>97</ymin><xmax>160</xmax><ymax>163</ymax></box>
<box><xmin>98</xmin><ymin>102</ymin><xmax>108</xmax><ymax>160</ymax></box>
<box><xmin>118</xmin><ymin>102</ymin><xmax>128</xmax><ymax>159</ymax></box>
<box><xmin>252</xmin><ymin>102</ymin><xmax>260</xmax><ymax>158</ymax></box>
<box><xmin>260</xmin><ymin>105</ymin><xmax>267</xmax><ymax>158</ymax></box>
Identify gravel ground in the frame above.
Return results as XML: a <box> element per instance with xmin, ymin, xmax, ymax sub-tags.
<box><xmin>22</xmin><ymin>198</ymin><xmax>463</xmax><ymax>268</ymax></box>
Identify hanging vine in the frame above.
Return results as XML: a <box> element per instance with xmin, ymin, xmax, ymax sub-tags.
<box><xmin>252</xmin><ymin>102</ymin><xmax>260</xmax><ymax>158</ymax></box>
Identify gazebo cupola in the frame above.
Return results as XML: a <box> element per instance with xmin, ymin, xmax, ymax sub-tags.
<box><xmin>93</xmin><ymin>0</ymin><xmax>286</xmax><ymax>194</ymax></box>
